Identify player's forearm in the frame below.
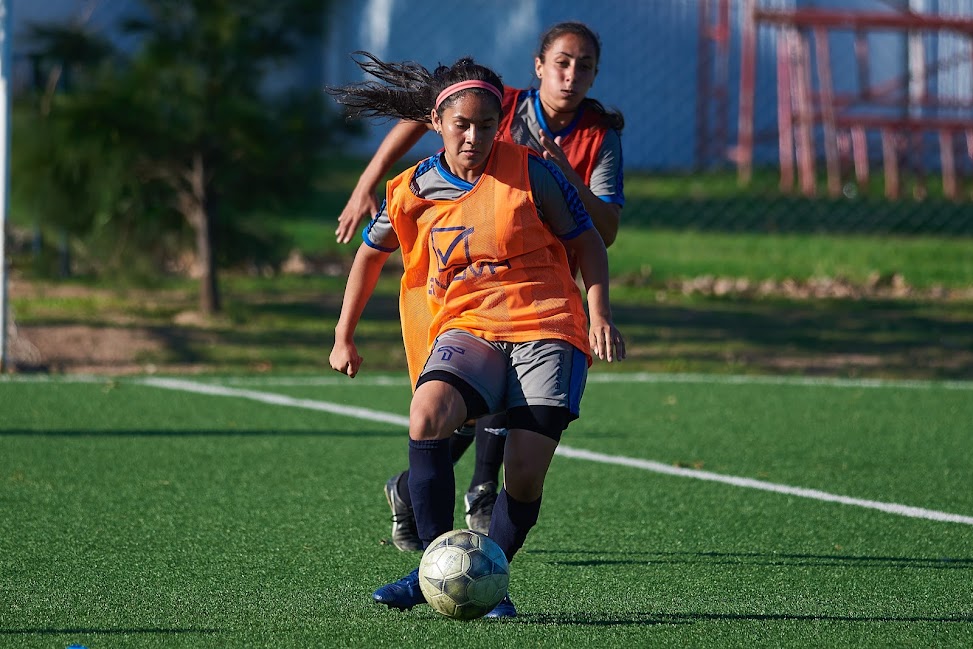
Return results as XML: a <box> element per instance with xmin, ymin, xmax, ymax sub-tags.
<box><xmin>573</xmin><ymin>231</ymin><xmax>613</xmax><ymax>321</ymax></box>
<box><xmin>577</xmin><ymin>189</ymin><xmax>620</xmax><ymax>248</ymax></box>
<box><xmin>554</xmin><ymin>162</ymin><xmax>620</xmax><ymax>248</ymax></box>
<box><xmin>354</xmin><ymin>121</ymin><xmax>430</xmax><ymax>194</ymax></box>
<box><xmin>334</xmin><ymin>245</ymin><xmax>390</xmax><ymax>341</ymax></box>
<box><xmin>585</xmin><ymin>282</ymin><xmax>613</xmax><ymax>324</ymax></box>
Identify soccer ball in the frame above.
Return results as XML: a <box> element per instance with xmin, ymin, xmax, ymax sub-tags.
<box><xmin>418</xmin><ymin>529</ymin><xmax>509</xmax><ymax>620</ymax></box>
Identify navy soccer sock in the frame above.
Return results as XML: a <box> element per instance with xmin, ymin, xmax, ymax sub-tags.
<box><xmin>470</xmin><ymin>424</ymin><xmax>506</xmax><ymax>488</ymax></box>
<box><xmin>407</xmin><ymin>438</ymin><xmax>455</xmax><ymax>548</ymax></box>
<box><xmin>448</xmin><ymin>425</ymin><xmax>476</xmax><ymax>464</ymax></box>
<box><xmin>487</xmin><ymin>489</ymin><xmax>541</xmax><ymax>562</ymax></box>
<box><xmin>394</xmin><ymin>469</ymin><xmax>412</xmax><ymax>508</ymax></box>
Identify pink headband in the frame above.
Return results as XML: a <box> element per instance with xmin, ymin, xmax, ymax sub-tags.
<box><xmin>434</xmin><ymin>80</ymin><xmax>503</xmax><ymax>110</ymax></box>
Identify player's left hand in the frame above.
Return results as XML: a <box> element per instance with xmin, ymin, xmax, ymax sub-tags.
<box><xmin>538</xmin><ymin>132</ymin><xmax>572</xmax><ymax>174</ymax></box>
<box><xmin>589</xmin><ymin>320</ymin><xmax>626</xmax><ymax>363</ymax></box>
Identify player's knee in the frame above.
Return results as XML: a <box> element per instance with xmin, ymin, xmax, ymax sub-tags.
<box><xmin>502</xmin><ymin>461</ymin><xmax>546</xmax><ymax>502</ymax></box>
<box><xmin>410</xmin><ymin>379</ymin><xmax>477</xmax><ymax>441</ymax></box>
<box><xmin>507</xmin><ymin>405</ymin><xmax>571</xmax><ymax>442</ymax></box>
<box><xmin>416</xmin><ymin>370</ymin><xmax>489</xmax><ymax>421</ymax></box>
<box><xmin>502</xmin><ymin>438</ymin><xmax>556</xmax><ymax>501</ymax></box>
<box><xmin>408</xmin><ymin>402</ymin><xmax>452</xmax><ymax>441</ymax></box>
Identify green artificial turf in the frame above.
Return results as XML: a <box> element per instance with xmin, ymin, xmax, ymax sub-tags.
<box><xmin>2</xmin><ymin>372</ymin><xmax>971</xmax><ymax>648</ymax></box>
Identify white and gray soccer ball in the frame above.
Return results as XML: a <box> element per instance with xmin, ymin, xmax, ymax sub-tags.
<box><xmin>418</xmin><ymin>529</ymin><xmax>509</xmax><ymax>620</ymax></box>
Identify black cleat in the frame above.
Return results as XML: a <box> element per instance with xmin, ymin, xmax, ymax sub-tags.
<box><xmin>464</xmin><ymin>481</ymin><xmax>498</xmax><ymax>535</ymax></box>
<box><xmin>384</xmin><ymin>473</ymin><xmax>422</xmax><ymax>552</ymax></box>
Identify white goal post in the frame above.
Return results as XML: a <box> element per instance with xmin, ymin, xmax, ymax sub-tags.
<box><xmin>0</xmin><ymin>0</ymin><xmax>10</xmax><ymax>372</ymax></box>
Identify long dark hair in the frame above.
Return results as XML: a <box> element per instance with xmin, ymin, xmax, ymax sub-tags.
<box><xmin>327</xmin><ymin>52</ymin><xmax>504</xmax><ymax>123</ymax></box>
<box><xmin>537</xmin><ymin>21</ymin><xmax>624</xmax><ymax>132</ymax></box>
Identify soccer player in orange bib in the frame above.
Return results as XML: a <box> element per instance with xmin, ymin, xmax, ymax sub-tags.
<box><xmin>335</xmin><ymin>22</ymin><xmax>625</xmax><ymax>551</ymax></box>
<box><xmin>328</xmin><ymin>52</ymin><xmax>625</xmax><ymax>618</ymax></box>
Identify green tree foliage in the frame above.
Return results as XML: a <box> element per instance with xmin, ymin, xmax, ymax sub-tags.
<box><xmin>14</xmin><ymin>0</ymin><xmax>340</xmax><ymax>313</ymax></box>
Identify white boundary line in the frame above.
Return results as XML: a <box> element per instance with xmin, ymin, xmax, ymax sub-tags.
<box><xmin>141</xmin><ymin>377</ymin><xmax>411</xmax><ymax>428</ymax></box>
<box><xmin>555</xmin><ymin>447</ymin><xmax>973</xmax><ymax>526</ymax></box>
<box><xmin>202</xmin><ymin>372</ymin><xmax>973</xmax><ymax>390</ymax></box>
<box><xmin>137</xmin><ymin>377</ymin><xmax>973</xmax><ymax>527</ymax></box>
<box><xmin>3</xmin><ymin>370</ymin><xmax>973</xmax><ymax>390</ymax></box>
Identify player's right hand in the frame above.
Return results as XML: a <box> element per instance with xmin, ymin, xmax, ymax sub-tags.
<box><xmin>330</xmin><ymin>341</ymin><xmax>363</xmax><ymax>378</ymax></box>
<box><xmin>336</xmin><ymin>188</ymin><xmax>380</xmax><ymax>244</ymax></box>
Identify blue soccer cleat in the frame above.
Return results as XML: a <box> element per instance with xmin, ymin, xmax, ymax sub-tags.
<box><xmin>482</xmin><ymin>594</ymin><xmax>517</xmax><ymax>619</ymax></box>
<box><xmin>372</xmin><ymin>568</ymin><xmax>426</xmax><ymax>611</ymax></box>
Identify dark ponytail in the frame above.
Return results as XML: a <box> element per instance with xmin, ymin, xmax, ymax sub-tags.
<box><xmin>328</xmin><ymin>51</ymin><xmax>504</xmax><ymax>123</ymax></box>
<box><xmin>581</xmin><ymin>98</ymin><xmax>625</xmax><ymax>132</ymax></box>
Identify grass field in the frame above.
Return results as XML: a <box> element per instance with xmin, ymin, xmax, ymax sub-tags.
<box><xmin>10</xmin><ymin>157</ymin><xmax>973</xmax><ymax>378</ymax></box>
<box><xmin>2</xmin><ymin>371</ymin><xmax>972</xmax><ymax>648</ymax></box>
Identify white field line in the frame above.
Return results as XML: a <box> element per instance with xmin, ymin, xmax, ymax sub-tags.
<box><xmin>4</xmin><ymin>371</ymin><xmax>973</xmax><ymax>391</ymax></box>
<box><xmin>0</xmin><ymin>373</ymin><xmax>109</xmax><ymax>384</ymax></box>
<box><xmin>164</xmin><ymin>372</ymin><xmax>973</xmax><ymax>390</ymax></box>
<box><xmin>141</xmin><ymin>377</ymin><xmax>410</xmax><ymax>428</ymax></box>
<box><xmin>138</xmin><ymin>377</ymin><xmax>973</xmax><ymax>527</ymax></box>
<box><xmin>555</xmin><ymin>447</ymin><xmax>973</xmax><ymax>526</ymax></box>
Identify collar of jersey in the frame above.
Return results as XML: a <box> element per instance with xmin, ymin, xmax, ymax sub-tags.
<box><xmin>530</xmin><ymin>87</ymin><xmax>584</xmax><ymax>139</ymax></box>
<box><xmin>434</xmin><ymin>151</ymin><xmax>478</xmax><ymax>192</ymax></box>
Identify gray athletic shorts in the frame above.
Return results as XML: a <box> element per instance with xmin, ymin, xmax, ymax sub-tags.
<box><xmin>418</xmin><ymin>329</ymin><xmax>588</xmax><ymax>417</ymax></box>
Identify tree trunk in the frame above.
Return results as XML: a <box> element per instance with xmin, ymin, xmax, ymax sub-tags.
<box><xmin>195</xmin><ymin>204</ymin><xmax>220</xmax><ymax>315</ymax></box>
<box><xmin>183</xmin><ymin>153</ymin><xmax>220</xmax><ymax>315</ymax></box>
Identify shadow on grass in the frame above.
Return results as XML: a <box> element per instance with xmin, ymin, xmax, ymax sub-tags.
<box><xmin>518</xmin><ymin>611</ymin><xmax>973</xmax><ymax>626</ymax></box>
<box><xmin>0</xmin><ymin>628</ymin><xmax>220</xmax><ymax>636</ymax></box>
<box><xmin>0</xmin><ymin>428</ymin><xmax>403</xmax><ymax>438</ymax></box>
<box><xmin>519</xmin><ymin>548</ymin><xmax>973</xmax><ymax>626</ymax></box>
<box><xmin>610</xmin><ymin>298</ymin><xmax>973</xmax><ymax>380</ymax></box>
<box><xmin>532</xmin><ymin>549</ymin><xmax>973</xmax><ymax>570</ymax></box>
<box><xmin>207</xmin><ymin>292</ymin><xmax>973</xmax><ymax>379</ymax></box>
<box><xmin>19</xmin><ymin>284</ymin><xmax>973</xmax><ymax>380</ymax></box>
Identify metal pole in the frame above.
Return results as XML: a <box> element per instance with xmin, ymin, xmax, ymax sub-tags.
<box><xmin>0</xmin><ymin>0</ymin><xmax>11</xmax><ymax>373</ymax></box>
<box><xmin>737</xmin><ymin>0</ymin><xmax>757</xmax><ymax>184</ymax></box>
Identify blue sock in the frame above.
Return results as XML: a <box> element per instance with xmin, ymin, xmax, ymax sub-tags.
<box><xmin>407</xmin><ymin>438</ymin><xmax>455</xmax><ymax>548</ymax></box>
<box><xmin>393</xmin><ymin>470</ymin><xmax>412</xmax><ymax>508</ymax></box>
<box><xmin>470</xmin><ymin>425</ymin><xmax>505</xmax><ymax>488</ymax></box>
<box><xmin>488</xmin><ymin>489</ymin><xmax>541</xmax><ymax>562</ymax></box>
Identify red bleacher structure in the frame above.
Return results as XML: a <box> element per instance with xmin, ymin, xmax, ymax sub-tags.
<box><xmin>733</xmin><ymin>0</ymin><xmax>973</xmax><ymax>201</ymax></box>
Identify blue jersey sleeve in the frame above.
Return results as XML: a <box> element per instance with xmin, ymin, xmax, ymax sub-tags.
<box><xmin>527</xmin><ymin>155</ymin><xmax>594</xmax><ymax>240</ymax></box>
<box><xmin>362</xmin><ymin>199</ymin><xmax>399</xmax><ymax>252</ymax></box>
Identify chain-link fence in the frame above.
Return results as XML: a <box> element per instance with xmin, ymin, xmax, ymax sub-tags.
<box><xmin>11</xmin><ymin>1</ymin><xmax>973</xmax><ymax>240</ymax></box>
<box><xmin>324</xmin><ymin>0</ymin><xmax>973</xmax><ymax>236</ymax></box>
